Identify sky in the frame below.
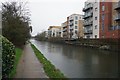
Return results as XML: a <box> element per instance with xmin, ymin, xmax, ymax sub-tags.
<box><xmin>29</xmin><ymin>0</ymin><xmax>86</xmax><ymax>36</ymax></box>
<box><xmin>1</xmin><ymin>0</ymin><xmax>87</xmax><ymax>36</ymax></box>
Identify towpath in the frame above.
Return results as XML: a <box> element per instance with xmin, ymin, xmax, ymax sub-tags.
<box><xmin>15</xmin><ymin>43</ymin><xmax>48</xmax><ymax>78</ymax></box>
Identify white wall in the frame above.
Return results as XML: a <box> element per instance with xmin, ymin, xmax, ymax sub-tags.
<box><xmin>93</xmin><ymin>1</ymin><xmax>100</xmax><ymax>38</ymax></box>
<box><xmin>68</xmin><ymin>14</ymin><xmax>83</xmax><ymax>39</ymax></box>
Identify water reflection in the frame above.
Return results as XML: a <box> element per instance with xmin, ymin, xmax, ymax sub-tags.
<box><xmin>30</xmin><ymin>39</ymin><xmax>118</xmax><ymax>78</ymax></box>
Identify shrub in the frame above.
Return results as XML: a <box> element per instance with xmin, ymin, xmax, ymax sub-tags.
<box><xmin>1</xmin><ymin>35</ymin><xmax>15</xmax><ymax>78</ymax></box>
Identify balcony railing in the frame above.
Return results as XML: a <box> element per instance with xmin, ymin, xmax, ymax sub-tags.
<box><xmin>69</xmin><ymin>18</ymin><xmax>74</xmax><ymax>22</ymax></box>
<box><xmin>84</xmin><ymin>30</ymin><xmax>92</xmax><ymax>34</ymax></box>
<box><xmin>69</xmin><ymin>23</ymin><xmax>74</xmax><ymax>26</ymax></box>
<box><xmin>63</xmin><ymin>28</ymin><xmax>67</xmax><ymax>32</ymax></box>
<box><xmin>114</xmin><ymin>13</ymin><xmax>120</xmax><ymax>21</ymax></box>
<box><xmin>83</xmin><ymin>4</ymin><xmax>93</xmax><ymax>12</ymax></box>
<box><xmin>83</xmin><ymin>13</ymin><xmax>93</xmax><ymax>19</ymax></box>
<box><xmin>110</xmin><ymin>25</ymin><xmax>120</xmax><ymax>30</ymax></box>
<box><xmin>114</xmin><ymin>1</ymin><xmax>120</xmax><ymax>10</ymax></box>
<box><xmin>84</xmin><ymin>20</ymin><xmax>93</xmax><ymax>26</ymax></box>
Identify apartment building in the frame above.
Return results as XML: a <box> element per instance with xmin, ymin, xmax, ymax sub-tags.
<box><xmin>83</xmin><ymin>1</ymin><xmax>93</xmax><ymax>38</ymax></box>
<box><xmin>93</xmin><ymin>1</ymin><xmax>100</xmax><ymax>38</ymax></box>
<box><xmin>111</xmin><ymin>0</ymin><xmax>120</xmax><ymax>38</ymax></box>
<box><xmin>99</xmin><ymin>1</ymin><xmax>112</xmax><ymax>38</ymax></box>
<box><xmin>61</xmin><ymin>21</ymin><xmax>68</xmax><ymax>39</ymax></box>
<box><xmin>67</xmin><ymin>14</ymin><xmax>84</xmax><ymax>39</ymax></box>
<box><xmin>83</xmin><ymin>0</ymin><xmax>100</xmax><ymax>39</ymax></box>
<box><xmin>48</xmin><ymin>26</ymin><xmax>61</xmax><ymax>38</ymax></box>
<box><xmin>99</xmin><ymin>0</ymin><xmax>120</xmax><ymax>38</ymax></box>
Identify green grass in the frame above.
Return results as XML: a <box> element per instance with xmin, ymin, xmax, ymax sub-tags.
<box><xmin>31</xmin><ymin>44</ymin><xmax>67</xmax><ymax>79</ymax></box>
<box><xmin>9</xmin><ymin>48</ymin><xmax>22</xmax><ymax>78</ymax></box>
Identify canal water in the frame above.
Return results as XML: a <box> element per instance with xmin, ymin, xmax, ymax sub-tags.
<box><xmin>30</xmin><ymin>39</ymin><xmax>118</xmax><ymax>78</ymax></box>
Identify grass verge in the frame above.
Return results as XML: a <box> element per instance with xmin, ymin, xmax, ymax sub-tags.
<box><xmin>31</xmin><ymin>43</ymin><xmax>67</xmax><ymax>79</ymax></box>
<box><xmin>9</xmin><ymin>48</ymin><xmax>22</xmax><ymax>78</ymax></box>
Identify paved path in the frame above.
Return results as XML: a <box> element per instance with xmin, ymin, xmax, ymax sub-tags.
<box><xmin>15</xmin><ymin>43</ymin><xmax>48</xmax><ymax>78</ymax></box>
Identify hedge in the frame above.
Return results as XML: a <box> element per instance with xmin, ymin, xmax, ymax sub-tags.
<box><xmin>1</xmin><ymin>35</ymin><xmax>15</xmax><ymax>78</ymax></box>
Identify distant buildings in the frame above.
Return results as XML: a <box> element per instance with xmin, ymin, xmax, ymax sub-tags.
<box><xmin>46</xmin><ymin>0</ymin><xmax>120</xmax><ymax>39</ymax></box>
<box><xmin>61</xmin><ymin>21</ymin><xmax>68</xmax><ymax>39</ymax></box>
<box><xmin>48</xmin><ymin>26</ymin><xmax>62</xmax><ymax>38</ymax></box>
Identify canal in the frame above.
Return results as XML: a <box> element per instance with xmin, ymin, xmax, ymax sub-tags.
<box><xmin>30</xmin><ymin>39</ymin><xmax>118</xmax><ymax>78</ymax></box>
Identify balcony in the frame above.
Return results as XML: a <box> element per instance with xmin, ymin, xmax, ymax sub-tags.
<box><xmin>83</xmin><ymin>13</ymin><xmax>93</xmax><ymax>19</ymax></box>
<box><xmin>63</xmin><ymin>25</ymin><xmax>67</xmax><ymax>28</ymax></box>
<box><xmin>84</xmin><ymin>21</ymin><xmax>93</xmax><ymax>26</ymax></box>
<box><xmin>84</xmin><ymin>30</ymin><xmax>92</xmax><ymax>34</ymax></box>
<box><xmin>63</xmin><ymin>28</ymin><xmax>67</xmax><ymax>32</ymax></box>
<box><xmin>70</xmin><ymin>28</ymin><xmax>73</xmax><ymax>32</ymax></box>
<box><xmin>114</xmin><ymin>1</ymin><xmax>120</xmax><ymax>10</ymax></box>
<box><xmin>83</xmin><ymin>4</ymin><xmax>93</xmax><ymax>12</ymax></box>
<box><xmin>114</xmin><ymin>13</ymin><xmax>120</xmax><ymax>21</ymax></box>
<box><xmin>69</xmin><ymin>23</ymin><xmax>74</xmax><ymax>26</ymax></box>
<box><xmin>69</xmin><ymin>19</ymin><xmax>74</xmax><ymax>22</ymax></box>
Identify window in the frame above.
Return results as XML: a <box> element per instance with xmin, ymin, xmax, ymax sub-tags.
<box><xmin>75</xmin><ymin>21</ymin><xmax>77</xmax><ymax>24</ymax></box>
<box><xmin>95</xmin><ymin>35</ymin><xmax>97</xmax><ymax>38</ymax></box>
<box><xmin>75</xmin><ymin>16</ymin><xmax>78</xmax><ymax>20</ymax></box>
<box><xmin>102</xmin><ymin>23</ymin><xmax>104</xmax><ymax>31</ymax></box>
<box><xmin>95</xmin><ymin>17</ymin><xmax>97</xmax><ymax>20</ymax></box>
<box><xmin>75</xmin><ymin>30</ymin><xmax>77</xmax><ymax>34</ymax></box>
<box><xmin>102</xmin><ymin>14</ymin><xmax>105</xmax><ymax>20</ymax></box>
<box><xmin>79</xmin><ymin>17</ymin><xmax>81</xmax><ymax>19</ymax></box>
<box><xmin>102</xmin><ymin>5</ymin><xmax>105</xmax><ymax>11</ymax></box>
<box><xmin>95</xmin><ymin>7</ymin><xmax>97</xmax><ymax>11</ymax></box>
<box><xmin>95</xmin><ymin>25</ymin><xmax>97</xmax><ymax>29</ymax></box>
<box><xmin>75</xmin><ymin>26</ymin><xmax>77</xmax><ymax>29</ymax></box>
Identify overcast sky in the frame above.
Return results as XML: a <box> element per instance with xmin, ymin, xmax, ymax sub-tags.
<box><xmin>1</xmin><ymin>0</ymin><xmax>87</xmax><ymax>36</ymax></box>
<box><xmin>29</xmin><ymin>0</ymin><xmax>87</xmax><ymax>36</ymax></box>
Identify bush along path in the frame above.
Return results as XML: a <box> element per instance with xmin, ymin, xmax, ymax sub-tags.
<box><xmin>31</xmin><ymin>43</ymin><xmax>67</xmax><ymax>79</ymax></box>
<box><xmin>15</xmin><ymin>43</ymin><xmax>48</xmax><ymax>78</ymax></box>
<box><xmin>2</xmin><ymin>36</ymin><xmax>16</xmax><ymax>78</ymax></box>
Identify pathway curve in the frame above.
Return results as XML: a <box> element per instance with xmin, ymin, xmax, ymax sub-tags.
<box><xmin>15</xmin><ymin>43</ymin><xmax>48</xmax><ymax>78</ymax></box>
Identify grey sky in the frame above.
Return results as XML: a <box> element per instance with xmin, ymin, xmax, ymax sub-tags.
<box><xmin>29</xmin><ymin>0</ymin><xmax>86</xmax><ymax>36</ymax></box>
<box><xmin>1</xmin><ymin>0</ymin><xmax>86</xmax><ymax>36</ymax></box>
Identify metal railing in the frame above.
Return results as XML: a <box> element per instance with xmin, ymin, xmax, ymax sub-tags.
<box><xmin>83</xmin><ymin>4</ymin><xmax>93</xmax><ymax>11</ymax></box>
<box><xmin>114</xmin><ymin>13</ymin><xmax>120</xmax><ymax>21</ymax></box>
<box><xmin>114</xmin><ymin>1</ymin><xmax>120</xmax><ymax>10</ymax></box>
<box><xmin>84</xmin><ymin>30</ymin><xmax>92</xmax><ymax>34</ymax></box>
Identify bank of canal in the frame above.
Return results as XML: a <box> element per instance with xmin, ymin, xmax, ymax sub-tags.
<box><xmin>30</xmin><ymin>39</ymin><xmax>118</xmax><ymax>78</ymax></box>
